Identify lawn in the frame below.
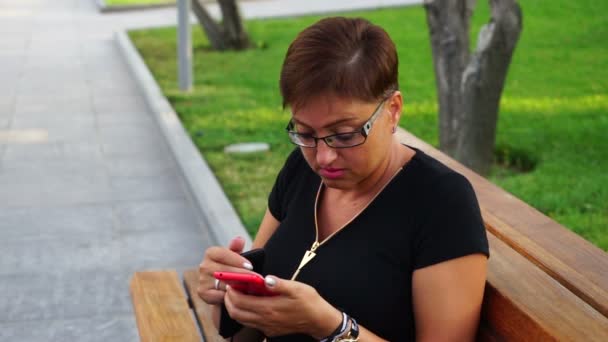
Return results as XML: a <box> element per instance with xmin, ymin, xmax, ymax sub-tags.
<box><xmin>129</xmin><ymin>0</ymin><xmax>608</xmax><ymax>250</ymax></box>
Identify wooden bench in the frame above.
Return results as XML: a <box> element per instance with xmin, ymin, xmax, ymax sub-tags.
<box><xmin>129</xmin><ymin>131</ymin><xmax>608</xmax><ymax>341</ymax></box>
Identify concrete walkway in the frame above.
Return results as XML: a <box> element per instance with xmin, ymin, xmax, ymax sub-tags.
<box><xmin>0</xmin><ymin>0</ymin><xmax>420</xmax><ymax>340</ymax></box>
<box><xmin>0</xmin><ymin>1</ymin><xmax>213</xmax><ymax>340</ymax></box>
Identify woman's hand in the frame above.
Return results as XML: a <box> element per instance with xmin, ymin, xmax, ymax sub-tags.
<box><xmin>197</xmin><ymin>236</ymin><xmax>256</xmax><ymax>305</ymax></box>
<box><xmin>223</xmin><ymin>275</ymin><xmax>342</xmax><ymax>338</ymax></box>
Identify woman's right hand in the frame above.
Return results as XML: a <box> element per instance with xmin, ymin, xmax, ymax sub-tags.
<box><xmin>197</xmin><ymin>236</ymin><xmax>255</xmax><ymax>305</ymax></box>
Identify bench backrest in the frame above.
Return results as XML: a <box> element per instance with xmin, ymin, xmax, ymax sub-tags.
<box><xmin>396</xmin><ymin>129</ymin><xmax>608</xmax><ymax>340</ymax></box>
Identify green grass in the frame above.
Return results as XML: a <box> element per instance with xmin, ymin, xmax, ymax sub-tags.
<box><xmin>129</xmin><ymin>0</ymin><xmax>608</xmax><ymax>250</ymax></box>
<box><xmin>105</xmin><ymin>0</ymin><xmax>173</xmax><ymax>6</ymax></box>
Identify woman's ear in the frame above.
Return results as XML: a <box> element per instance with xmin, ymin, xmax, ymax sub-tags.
<box><xmin>388</xmin><ymin>91</ymin><xmax>403</xmax><ymax>128</ymax></box>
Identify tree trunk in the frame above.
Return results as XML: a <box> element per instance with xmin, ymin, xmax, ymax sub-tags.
<box><xmin>424</xmin><ymin>0</ymin><xmax>522</xmax><ymax>175</ymax></box>
<box><xmin>424</xmin><ymin>0</ymin><xmax>476</xmax><ymax>156</ymax></box>
<box><xmin>191</xmin><ymin>0</ymin><xmax>251</xmax><ymax>51</ymax></box>
<box><xmin>192</xmin><ymin>0</ymin><xmax>226</xmax><ymax>50</ymax></box>
<box><xmin>218</xmin><ymin>0</ymin><xmax>250</xmax><ymax>50</ymax></box>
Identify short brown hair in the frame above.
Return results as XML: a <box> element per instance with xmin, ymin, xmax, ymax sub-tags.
<box><xmin>279</xmin><ymin>17</ymin><xmax>399</xmax><ymax>110</ymax></box>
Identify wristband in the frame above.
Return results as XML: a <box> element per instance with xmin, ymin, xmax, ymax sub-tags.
<box><xmin>320</xmin><ymin>312</ymin><xmax>348</xmax><ymax>342</ymax></box>
<box><xmin>320</xmin><ymin>312</ymin><xmax>359</xmax><ymax>342</ymax></box>
<box><xmin>337</xmin><ymin>317</ymin><xmax>359</xmax><ymax>342</ymax></box>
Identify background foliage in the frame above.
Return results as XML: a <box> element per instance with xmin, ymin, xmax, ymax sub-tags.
<box><xmin>130</xmin><ymin>0</ymin><xmax>608</xmax><ymax>249</ymax></box>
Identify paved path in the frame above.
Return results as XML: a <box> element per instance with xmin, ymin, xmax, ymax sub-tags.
<box><xmin>0</xmin><ymin>0</ymin><xmax>420</xmax><ymax>340</ymax></box>
<box><xmin>0</xmin><ymin>1</ymin><xmax>213</xmax><ymax>340</ymax></box>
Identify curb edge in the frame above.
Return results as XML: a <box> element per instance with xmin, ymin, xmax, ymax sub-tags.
<box><xmin>115</xmin><ymin>30</ymin><xmax>253</xmax><ymax>249</ymax></box>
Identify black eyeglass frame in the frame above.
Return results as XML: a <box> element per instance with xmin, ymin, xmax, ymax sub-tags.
<box><xmin>285</xmin><ymin>98</ymin><xmax>388</xmax><ymax>149</ymax></box>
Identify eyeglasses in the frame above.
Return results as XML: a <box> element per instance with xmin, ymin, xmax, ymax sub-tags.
<box><xmin>285</xmin><ymin>99</ymin><xmax>387</xmax><ymax>148</ymax></box>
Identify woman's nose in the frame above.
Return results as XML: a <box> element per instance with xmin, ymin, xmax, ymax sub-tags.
<box><xmin>315</xmin><ymin>140</ymin><xmax>337</xmax><ymax>167</ymax></box>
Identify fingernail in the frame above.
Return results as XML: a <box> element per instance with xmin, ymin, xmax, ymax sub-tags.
<box><xmin>226</xmin><ymin>285</ymin><xmax>231</xmax><ymax>292</ymax></box>
<box><xmin>243</xmin><ymin>262</ymin><xmax>253</xmax><ymax>270</ymax></box>
<box><xmin>265</xmin><ymin>276</ymin><xmax>276</xmax><ymax>287</ymax></box>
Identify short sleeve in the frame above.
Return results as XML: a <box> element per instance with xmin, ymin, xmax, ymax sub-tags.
<box><xmin>268</xmin><ymin>148</ymin><xmax>302</xmax><ymax>221</ymax></box>
<box><xmin>413</xmin><ymin>172</ymin><xmax>489</xmax><ymax>270</ymax></box>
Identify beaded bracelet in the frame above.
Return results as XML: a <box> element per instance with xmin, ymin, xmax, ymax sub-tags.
<box><xmin>320</xmin><ymin>312</ymin><xmax>359</xmax><ymax>342</ymax></box>
<box><xmin>340</xmin><ymin>317</ymin><xmax>359</xmax><ymax>342</ymax></box>
<box><xmin>320</xmin><ymin>312</ymin><xmax>348</xmax><ymax>342</ymax></box>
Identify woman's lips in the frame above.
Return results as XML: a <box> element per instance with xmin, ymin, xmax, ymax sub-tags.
<box><xmin>319</xmin><ymin>168</ymin><xmax>345</xmax><ymax>179</ymax></box>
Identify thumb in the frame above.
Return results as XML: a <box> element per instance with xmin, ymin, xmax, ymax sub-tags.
<box><xmin>228</xmin><ymin>236</ymin><xmax>246</xmax><ymax>253</ymax></box>
<box><xmin>263</xmin><ymin>275</ymin><xmax>293</xmax><ymax>295</ymax></box>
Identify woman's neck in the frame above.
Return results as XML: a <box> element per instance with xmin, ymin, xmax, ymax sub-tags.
<box><xmin>327</xmin><ymin>140</ymin><xmax>412</xmax><ymax>202</ymax></box>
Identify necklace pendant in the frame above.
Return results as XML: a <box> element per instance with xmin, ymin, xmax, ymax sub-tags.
<box><xmin>297</xmin><ymin>249</ymin><xmax>317</xmax><ymax>270</ymax></box>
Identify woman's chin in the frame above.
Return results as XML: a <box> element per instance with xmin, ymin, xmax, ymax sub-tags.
<box><xmin>320</xmin><ymin>177</ymin><xmax>355</xmax><ymax>190</ymax></box>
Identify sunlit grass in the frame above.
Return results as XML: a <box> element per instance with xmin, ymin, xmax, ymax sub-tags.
<box><xmin>404</xmin><ymin>95</ymin><xmax>608</xmax><ymax>117</ymax></box>
<box><xmin>129</xmin><ymin>0</ymin><xmax>608</xmax><ymax>249</ymax></box>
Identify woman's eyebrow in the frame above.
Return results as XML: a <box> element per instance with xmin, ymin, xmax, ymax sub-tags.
<box><xmin>292</xmin><ymin>116</ymin><xmax>359</xmax><ymax>129</ymax></box>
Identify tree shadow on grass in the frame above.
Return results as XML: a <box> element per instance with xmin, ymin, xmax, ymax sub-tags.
<box><xmin>493</xmin><ymin>144</ymin><xmax>539</xmax><ymax>178</ymax></box>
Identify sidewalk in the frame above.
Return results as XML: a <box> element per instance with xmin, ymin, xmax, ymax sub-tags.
<box><xmin>0</xmin><ymin>1</ymin><xmax>212</xmax><ymax>340</ymax></box>
<box><xmin>0</xmin><ymin>0</ymin><xmax>420</xmax><ymax>340</ymax></box>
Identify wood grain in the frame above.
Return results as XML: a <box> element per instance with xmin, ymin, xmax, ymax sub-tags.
<box><xmin>183</xmin><ymin>268</ymin><xmax>226</xmax><ymax>342</ymax></box>
<box><xmin>396</xmin><ymin>129</ymin><xmax>608</xmax><ymax>317</ymax></box>
<box><xmin>130</xmin><ymin>271</ymin><xmax>201</xmax><ymax>342</ymax></box>
<box><xmin>481</xmin><ymin>233</ymin><xmax>608</xmax><ymax>341</ymax></box>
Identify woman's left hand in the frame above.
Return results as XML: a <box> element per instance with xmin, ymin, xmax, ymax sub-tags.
<box><xmin>223</xmin><ymin>275</ymin><xmax>342</xmax><ymax>338</ymax></box>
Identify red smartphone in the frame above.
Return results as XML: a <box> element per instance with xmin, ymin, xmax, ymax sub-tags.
<box><xmin>214</xmin><ymin>272</ymin><xmax>277</xmax><ymax>296</ymax></box>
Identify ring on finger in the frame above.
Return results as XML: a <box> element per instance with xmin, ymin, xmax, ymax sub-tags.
<box><xmin>214</xmin><ymin>278</ymin><xmax>221</xmax><ymax>290</ymax></box>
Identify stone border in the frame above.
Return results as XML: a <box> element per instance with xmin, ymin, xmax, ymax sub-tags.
<box><xmin>97</xmin><ymin>0</ymin><xmax>176</xmax><ymax>13</ymax></box>
<box><xmin>115</xmin><ymin>31</ymin><xmax>252</xmax><ymax>249</ymax></box>
<box><xmin>96</xmin><ymin>0</ymin><xmax>266</xmax><ymax>14</ymax></box>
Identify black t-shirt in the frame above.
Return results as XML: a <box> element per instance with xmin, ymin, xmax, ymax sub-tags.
<box><xmin>263</xmin><ymin>146</ymin><xmax>489</xmax><ymax>341</ymax></box>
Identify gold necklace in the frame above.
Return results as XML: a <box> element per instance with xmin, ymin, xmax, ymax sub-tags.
<box><xmin>290</xmin><ymin>166</ymin><xmax>403</xmax><ymax>280</ymax></box>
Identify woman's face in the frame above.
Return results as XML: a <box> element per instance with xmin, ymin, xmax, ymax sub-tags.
<box><xmin>290</xmin><ymin>93</ymin><xmax>401</xmax><ymax>190</ymax></box>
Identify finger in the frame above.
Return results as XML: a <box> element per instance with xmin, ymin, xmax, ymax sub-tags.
<box><xmin>205</xmin><ymin>246</ymin><xmax>253</xmax><ymax>270</ymax></box>
<box><xmin>198</xmin><ymin>265</ymin><xmax>260</xmax><ymax>305</ymax></box>
<box><xmin>222</xmin><ymin>282</ymin><xmax>277</xmax><ymax>313</ymax></box>
<box><xmin>197</xmin><ymin>281</ymin><xmax>227</xmax><ymax>305</ymax></box>
<box><xmin>198</xmin><ymin>269</ymin><xmax>257</xmax><ymax>305</ymax></box>
<box><xmin>224</xmin><ymin>286</ymin><xmax>264</xmax><ymax>325</ymax></box>
<box><xmin>228</xmin><ymin>236</ymin><xmax>246</xmax><ymax>253</ymax></box>
<box><xmin>213</xmin><ymin>279</ymin><xmax>227</xmax><ymax>291</ymax></box>
<box><xmin>199</xmin><ymin>290</ymin><xmax>226</xmax><ymax>305</ymax></box>
<box><xmin>262</xmin><ymin>275</ymin><xmax>293</xmax><ymax>296</ymax></box>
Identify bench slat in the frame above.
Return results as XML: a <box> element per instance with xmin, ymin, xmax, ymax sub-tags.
<box><xmin>482</xmin><ymin>209</ymin><xmax>608</xmax><ymax>319</ymax></box>
<box><xmin>482</xmin><ymin>233</ymin><xmax>608</xmax><ymax>341</ymax></box>
<box><xmin>397</xmin><ymin>129</ymin><xmax>608</xmax><ymax>318</ymax></box>
<box><xmin>183</xmin><ymin>268</ymin><xmax>225</xmax><ymax>342</ymax></box>
<box><xmin>130</xmin><ymin>271</ymin><xmax>201</xmax><ymax>342</ymax></box>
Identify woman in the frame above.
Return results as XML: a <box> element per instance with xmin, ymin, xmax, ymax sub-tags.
<box><xmin>198</xmin><ymin>17</ymin><xmax>489</xmax><ymax>341</ymax></box>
